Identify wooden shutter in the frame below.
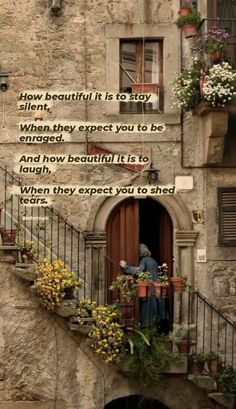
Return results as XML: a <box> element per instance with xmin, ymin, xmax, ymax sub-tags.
<box><xmin>218</xmin><ymin>187</ymin><xmax>236</xmax><ymax>245</ymax></box>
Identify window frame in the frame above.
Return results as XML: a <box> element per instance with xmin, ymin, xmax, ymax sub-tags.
<box><xmin>105</xmin><ymin>23</ymin><xmax>180</xmax><ymax>129</ymax></box>
<box><xmin>119</xmin><ymin>38</ymin><xmax>164</xmax><ymax>114</ymax></box>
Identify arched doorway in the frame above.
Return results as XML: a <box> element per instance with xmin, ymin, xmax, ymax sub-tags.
<box><xmin>104</xmin><ymin>395</ymin><xmax>170</xmax><ymax>409</ymax></box>
<box><xmin>106</xmin><ymin>198</ymin><xmax>173</xmax><ymax>326</ymax></box>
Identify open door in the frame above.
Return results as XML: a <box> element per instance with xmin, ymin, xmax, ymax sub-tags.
<box><xmin>106</xmin><ymin>198</ymin><xmax>173</xmax><ymax>325</ymax></box>
<box><xmin>106</xmin><ymin>199</ymin><xmax>139</xmax><ymax>304</ymax></box>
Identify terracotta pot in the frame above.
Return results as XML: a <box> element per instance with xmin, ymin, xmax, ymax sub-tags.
<box><xmin>207</xmin><ymin>359</ymin><xmax>222</xmax><ymax>376</ymax></box>
<box><xmin>153</xmin><ymin>282</ymin><xmax>169</xmax><ymax>298</ymax></box>
<box><xmin>176</xmin><ymin>338</ymin><xmax>191</xmax><ymax>353</ymax></box>
<box><xmin>178</xmin><ymin>7</ymin><xmax>192</xmax><ymax>16</ymax></box>
<box><xmin>21</xmin><ymin>249</ymin><xmax>35</xmax><ymax>263</ymax></box>
<box><xmin>0</xmin><ymin>228</ymin><xmax>16</xmax><ymax>245</ymax></box>
<box><xmin>189</xmin><ymin>361</ymin><xmax>205</xmax><ymax>375</ymax></box>
<box><xmin>170</xmin><ymin>277</ymin><xmax>186</xmax><ymax>292</ymax></box>
<box><xmin>211</xmin><ymin>50</ymin><xmax>223</xmax><ymax>63</ymax></box>
<box><xmin>131</xmin><ymin>83</ymin><xmax>158</xmax><ymax>94</ymax></box>
<box><xmin>137</xmin><ymin>281</ymin><xmax>152</xmax><ymax>297</ymax></box>
<box><xmin>182</xmin><ymin>24</ymin><xmax>197</xmax><ymax>38</ymax></box>
<box><xmin>64</xmin><ymin>287</ymin><xmax>75</xmax><ymax>299</ymax></box>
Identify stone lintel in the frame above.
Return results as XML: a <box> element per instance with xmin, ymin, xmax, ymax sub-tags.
<box><xmin>84</xmin><ymin>231</ymin><xmax>106</xmax><ymax>246</ymax></box>
<box><xmin>175</xmin><ymin>230</ymin><xmax>198</xmax><ymax>247</ymax></box>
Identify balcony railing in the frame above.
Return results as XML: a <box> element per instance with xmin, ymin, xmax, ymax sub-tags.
<box><xmin>198</xmin><ymin>18</ymin><xmax>236</xmax><ymax>68</ymax></box>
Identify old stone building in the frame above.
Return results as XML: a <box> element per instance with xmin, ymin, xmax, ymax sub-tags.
<box><xmin>0</xmin><ymin>0</ymin><xmax>236</xmax><ymax>408</ymax></box>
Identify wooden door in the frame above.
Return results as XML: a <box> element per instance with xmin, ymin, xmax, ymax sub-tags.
<box><xmin>106</xmin><ymin>199</ymin><xmax>139</xmax><ymax>304</ymax></box>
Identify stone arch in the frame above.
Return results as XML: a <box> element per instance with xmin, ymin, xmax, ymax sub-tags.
<box><xmin>104</xmin><ymin>394</ymin><xmax>170</xmax><ymax>409</ymax></box>
<box><xmin>84</xmin><ymin>195</ymin><xmax>198</xmax><ymax>306</ymax></box>
<box><xmin>86</xmin><ymin>194</ymin><xmax>192</xmax><ymax>232</ymax></box>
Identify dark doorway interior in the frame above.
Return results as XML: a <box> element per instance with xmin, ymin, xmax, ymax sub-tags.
<box><xmin>104</xmin><ymin>395</ymin><xmax>170</xmax><ymax>409</ymax></box>
<box><xmin>140</xmin><ymin>198</ymin><xmax>164</xmax><ymax>264</ymax></box>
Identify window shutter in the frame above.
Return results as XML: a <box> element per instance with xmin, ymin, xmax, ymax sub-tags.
<box><xmin>218</xmin><ymin>187</ymin><xmax>236</xmax><ymax>245</ymax></box>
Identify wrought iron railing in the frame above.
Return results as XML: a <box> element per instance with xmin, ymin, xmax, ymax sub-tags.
<box><xmin>185</xmin><ymin>286</ymin><xmax>236</xmax><ymax>367</ymax></box>
<box><xmin>108</xmin><ymin>279</ymin><xmax>236</xmax><ymax>367</ymax></box>
<box><xmin>198</xmin><ymin>18</ymin><xmax>236</xmax><ymax>68</ymax></box>
<box><xmin>0</xmin><ymin>165</ymin><xmax>82</xmax><ymax>275</ymax></box>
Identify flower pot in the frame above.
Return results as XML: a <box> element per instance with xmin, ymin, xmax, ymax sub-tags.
<box><xmin>153</xmin><ymin>282</ymin><xmax>169</xmax><ymax>298</ymax></box>
<box><xmin>207</xmin><ymin>359</ymin><xmax>222</xmax><ymax>376</ymax></box>
<box><xmin>131</xmin><ymin>83</ymin><xmax>158</xmax><ymax>94</ymax></box>
<box><xmin>189</xmin><ymin>361</ymin><xmax>205</xmax><ymax>375</ymax></box>
<box><xmin>211</xmin><ymin>50</ymin><xmax>223</xmax><ymax>63</ymax></box>
<box><xmin>21</xmin><ymin>249</ymin><xmax>35</xmax><ymax>263</ymax></box>
<box><xmin>0</xmin><ymin>228</ymin><xmax>16</xmax><ymax>245</ymax></box>
<box><xmin>170</xmin><ymin>277</ymin><xmax>186</xmax><ymax>292</ymax></box>
<box><xmin>137</xmin><ymin>281</ymin><xmax>152</xmax><ymax>298</ymax></box>
<box><xmin>178</xmin><ymin>7</ymin><xmax>192</xmax><ymax>16</ymax></box>
<box><xmin>64</xmin><ymin>287</ymin><xmax>75</xmax><ymax>299</ymax></box>
<box><xmin>182</xmin><ymin>24</ymin><xmax>197</xmax><ymax>38</ymax></box>
<box><xmin>176</xmin><ymin>338</ymin><xmax>191</xmax><ymax>353</ymax></box>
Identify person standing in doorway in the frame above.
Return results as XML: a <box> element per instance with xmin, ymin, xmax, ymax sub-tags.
<box><xmin>119</xmin><ymin>243</ymin><xmax>169</xmax><ymax>331</ymax></box>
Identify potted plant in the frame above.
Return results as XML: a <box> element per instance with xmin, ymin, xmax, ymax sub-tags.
<box><xmin>170</xmin><ymin>271</ymin><xmax>187</xmax><ymax>292</ymax></box>
<box><xmin>202</xmin><ymin>62</ymin><xmax>236</xmax><ymax>108</ymax></box>
<box><xmin>178</xmin><ymin>2</ymin><xmax>192</xmax><ymax>16</ymax></box>
<box><xmin>171</xmin><ymin>67</ymin><xmax>201</xmax><ymax>111</ymax></box>
<box><xmin>204</xmin><ymin>26</ymin><xmax>230</xmax><ymax>62</ymax></box>
<box><xmin>0</xmin><ymin>225</ymin><xmax>16</xmax><ymax>246</ymax></box>
<box><xmin>32</xmin><ymin>258</ymin><xmax>81</xmax><ymax>310</ymax></box>
<box><xmin>169</xmin><ymin>323</ymin><xmax>196</xmax><ymax>353</ymax></box>
<box><xmin>176</xmin><ymin>11</ymin><xmax>201</xmax><ymax>38</ymax></box>
<box><xmin>109</xmin><ymin>274</ymin><xmax>136</xmax><ymax>302</ymax></box>
<box><xmin>205</xmin><ymin>351</ymin><xmax>222</xmax><ymax>376</ymax></box>
<box><xmin>188</xmin><ymin>352</ymin><xmax>205</xmax><ymax>375</ymax></box>
<box><xmin>17</xmin><ymin>239</ymin><xmax>38</xmax><ymax>263</ymax></box>
<box><xmin>154</xmin><ymin>263</ymin><xmax>169</xmax><ymax>297</ymax></box>
<box><xmin>136</xmin><ymin>271</ymin><xmax>152</xmax><ymax>298</ymax></box>
<box><xmin>215</xmin><ymin>365</ymin><xmax>236</xmax><ymax>393</ymax></box>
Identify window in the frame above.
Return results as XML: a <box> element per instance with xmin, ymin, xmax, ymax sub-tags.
<box><xmin>207</xmin><ymin>0</ymin><xmax>236</xmax><ymax>68</ymax></box>
<box><xmin>120</xmin><ymin>39</ymin><xmax>163</xmax><ymax>113</ymax></box>
<box><xmin>218</xmin><ymin>187</ymin><xmax>236</xmax><ymax>245</ymax></box>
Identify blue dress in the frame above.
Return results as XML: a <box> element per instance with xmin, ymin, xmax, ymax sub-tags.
<box><xmin>124</xmin><ymin>256</ymin><xmax>169</xmax><ymax>328</ymax></box>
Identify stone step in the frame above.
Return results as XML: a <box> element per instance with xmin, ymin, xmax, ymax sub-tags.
<box><xmin>208</xmin><ymin>392</ymin><xmax>235</xmax><ymax>409</ymax></box>
<box><xmin>13</xmin><ymin>263</ymin><xmax>38</xmax><ymax>281</ymax></box>
<box><xmin>188</xmin><ymin>374</ymin><xmax>217</xmax><ymax>392</ymax></box>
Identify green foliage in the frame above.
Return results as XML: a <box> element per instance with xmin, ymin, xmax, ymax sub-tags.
<box><xmin>121</xmin><ymin>327</ymin><xmax>183</xmax><ymax>388</ymax></box>
<box><xmin>136</xmin><ymin>271</ymin><xmax>152</xmax><ymax>282</ymax></box>
<box><xmin>189</xmin><ymin>352</ymin><xmax>205</xmax><ymax>363</ymax></box>
<box><xmin>176</xmin><ymin>11</ymin><xmax>201</xmax><ymax>28</ymax></box>
<box><xmin>215</xmin><ymin>365</ymin><xmax>236</xmax><ymax>393</ymax></box>
<box><xmin>109</xmin><ymin>274</ymin><xmax>136</xmax><ymax>302</ymax></box>
<box><xmin>205</xmin><ymin>351</ymin><xmax>222</xmax><ymax>361</ymax></box>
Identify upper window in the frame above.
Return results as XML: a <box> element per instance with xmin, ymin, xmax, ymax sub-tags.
<box><xmin>120</xmin><ymin>39</ymin><xmax>163</xmax><ymax>114</ymax></box>
<box><xmin>218</xmin><ymin>187</ymin><xmax>236</xmax><ymax>245</ymax></box>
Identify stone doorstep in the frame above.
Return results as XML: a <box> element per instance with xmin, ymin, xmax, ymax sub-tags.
<box><xmin>0</xmin><ymin>401</ymin><xmax>56</xmax><ymax>409</ymax></box>
<box><xmin>208</xmin><ymin>392</ymin><xmax>236</xmax><ymax>409</ymax></box>
<box><xmin>188</xmin><ymin>374</ymin><xmax>217</xmax><ymax>392</ymax></box>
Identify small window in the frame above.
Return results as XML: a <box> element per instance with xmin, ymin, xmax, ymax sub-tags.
<box><xmin>120</xmin><ymin>39</ymin><xmax>163</xmax><ymax>114</ymax></box>
<box><xmin>218</xmin><ymin>187</ymin><xmax>236</xmax><ymax>245</ymax></box>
